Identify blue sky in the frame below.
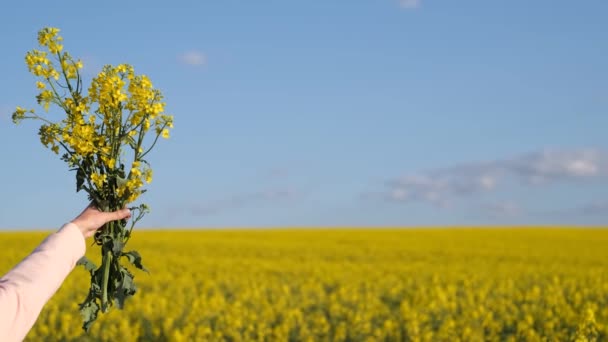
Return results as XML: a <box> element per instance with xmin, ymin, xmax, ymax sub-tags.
<box><xmin>1</xmin><ymin>0</ymin><xmax>607</xmax><ymax>229</ymax></box>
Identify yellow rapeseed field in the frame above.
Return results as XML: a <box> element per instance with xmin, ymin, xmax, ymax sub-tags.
<box><xmin>1</xmin><ymin>228</ymin><xmax>607</xmax><ymax>341</ymax></box>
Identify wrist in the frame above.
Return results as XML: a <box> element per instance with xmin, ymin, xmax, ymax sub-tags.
<box><xmin>70</xmin><ymin>219</ymin><xmax>88</xmax><ymax>238</ymax></box>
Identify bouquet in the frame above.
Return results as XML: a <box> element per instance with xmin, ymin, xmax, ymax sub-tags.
<box><xmin>12</xmin><ymin>27</ymin><xmax>173</xmax><ymax>331</ymax></box>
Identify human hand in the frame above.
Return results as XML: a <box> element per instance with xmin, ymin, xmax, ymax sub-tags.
<box><xmin>71</xmin><ymin>204</ymin><xmax>132</xmax><ymax>238</ymax></box>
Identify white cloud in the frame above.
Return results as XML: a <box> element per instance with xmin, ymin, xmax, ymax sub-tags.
<box><xmin>387</xmin><ymin>168</ymin><xmax>501</xmax><ymax>205</ymax></box>
<box><xmin>399</xmin><ymin>0</ymin><xmax>421</xmax><ymax>9</ymax></box>
<box><xmin>478</xmin><ymin>175</ymin><xmax>497</xmax><ymax>190</ymax></box>
<box><xmin>390</xmin><ymin>188</ymin><xmax>408</xmax><ymax>201</ymax></box>
<box><xmin>376</xmin><ymin>148</ymin><xmax>608</xmax><ymax>206</ymax></box>
<box><xmin>178</xmin><ymin>51</ymin><xmax>207</xmax><ymax>66</ymax></box>
<box><xmin>505</xmin><ymin>149</ymin><xmax>603</xmax><ymax>183</ymax></box>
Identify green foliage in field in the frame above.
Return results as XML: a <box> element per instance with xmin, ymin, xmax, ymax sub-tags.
<box><xmin>1</xmin><ymin>228</ymin><xmax>607</xmax><ymax>341</ymax></box>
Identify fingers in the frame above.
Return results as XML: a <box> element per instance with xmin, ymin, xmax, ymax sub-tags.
<box><xmin>104</xmin><ymin>208</ymin><xmax>132</xmax><ymax>222</ymax></box>
<box><xmin>117</xmin><ymin>208</ymin><xmax>132</xmax><ymax>220</ymax></box>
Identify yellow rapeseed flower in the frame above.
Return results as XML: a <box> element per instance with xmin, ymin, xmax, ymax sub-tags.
<box><xmin>90</xmin><ymin>173</ymin><xmax>107</xmax><ymax>188</ymax></box>
<box><xmin>161</xmin><ymin>129</ymin><xmax>170</xmax><ymax>139</ymax></box>
<box><xmin>144</xmin><ymin>169</ymin><xmax>153</xmax><ymax>184</ymax></box>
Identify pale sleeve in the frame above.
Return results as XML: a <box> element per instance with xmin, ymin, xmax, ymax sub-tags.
<box><xmin>0</xmin><ymin>223</ymin><xmax>85</xmax><ymax>342</ymax></box>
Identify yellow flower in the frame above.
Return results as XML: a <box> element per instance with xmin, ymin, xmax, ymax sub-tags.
<box><xmin>161</xmin><ymin>129</ymin><xmax>170</xmax><ymax>139</ymax></box>
<box><xmin>151</xmin><ymin>102</ymin><xmax>165</xmax><ymax>115</ymax></box>
<box><xmin>127</xmin><ymin>192</ymin><xmax>140</xmax><ymax>203</ymax></box>
<box><xmin>116</xmin><ymin>184</ymin><xmax>127</xmax><ymax>197</ymax></box>
<box><xmin>107</xmin><ymin>158</ymin><xmax>116</xmax><ymax>169</ymax></box>
<box><xmin>12</xmin><ymin>107</ymin><xmax>28</xmax><ymax>124</ymax></box>
<box><xmin>48</xmin><ymin>43</ymin><xmax>63</xmax><ymax>54</ymax></box>
<box><xmin>144</xmin><ymin>169</ymin><xmax>153</xmax><ymax>184</ymax></box>
<box><xmin>131</xmin><ymin>167</ymin><xmax>142</xmax><ymax>177</ymax></box>
<box><xmin>90</xmin><ymin>173</ymin><xmax>107</xmax><ymax>188</ymax></box>
<box><xmin>131</xmin><ymin>161</ymin><xmax>142</xmax><ymax>177</ymax></box>
<box><xmin>36</xmin><ymin>90</ymin><xmax>54</xmax><ymax>112</ymax></box>
<box><xmin>36</xmin><ymin>81</ymin><xmax>46</xmax><ymax>89</ymax></box>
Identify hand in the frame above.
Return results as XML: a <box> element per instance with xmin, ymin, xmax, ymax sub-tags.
<box><xmin>71</xmin><ymin>204</ymin><xmax>132</xmax><ymax>238</ymax></box>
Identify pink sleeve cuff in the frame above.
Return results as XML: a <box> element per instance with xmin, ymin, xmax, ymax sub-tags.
<box><xmin>51</xmin><ymin>222</ymin><xmax>87</xmax><ymax>266</ymax></box>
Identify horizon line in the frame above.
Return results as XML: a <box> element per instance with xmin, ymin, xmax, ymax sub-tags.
<box><xmin>1</xmin><ymin>224</ymin><xmax>607</xmax><ymax>232</ymax></box>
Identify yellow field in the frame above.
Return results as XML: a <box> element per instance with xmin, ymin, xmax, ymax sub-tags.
<box><xmin>1</xmin><ymin>228</ymin><xmax>608</xmax><ymax>341</ymax></box>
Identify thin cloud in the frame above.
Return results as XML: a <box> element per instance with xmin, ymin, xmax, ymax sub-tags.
<box><xmin>483</xmin><ymin>201</ymin><xmax>522</xmax><ymax>218</ymax></box>
<box><xmin>399</xmin><ymin>0</ymin><xmax>421</xmax><ymax>9</ymax></box>
<box><xmin>385</xmin><ymin>163</ymin><xmax>502</xmax><ymax>205</ymax></box>
<box><xmin>184</xmin><ymin>188</ymin><xmax>298</xmax><ymax>217</ymax></box>
<box><xmin>533</xmin><ymin>200</ymin><xmax>608</xmax><ymax>223</ymax></box>
<box><xmin>265</xmin><ymin>168</ymin><xmax>289</xmax><ymax>180</ymax></box>
<box><xmin>578</xmin><ymin>200</ymin><xmax>608</xmax><ymax>216</ymax></box>
<box><xmin>375</xmin><ymin>148</ymin><xmax>608</xmax><ymax>207</ymax></box>
<box><xmin>178</xmin><ymin>51</ymin><xmax>207</xmax><ymax>66</ymax></box>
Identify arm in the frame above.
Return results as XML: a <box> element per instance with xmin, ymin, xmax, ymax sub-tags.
<box><xmin>0</xmin><ymin>206</ymin><xmax>130</xmax><ymax>342</ymax></box>
<box><xmin>0</xmin><ymin>223</ymin><xmax>84</xmax><ymax>341</ymax></box>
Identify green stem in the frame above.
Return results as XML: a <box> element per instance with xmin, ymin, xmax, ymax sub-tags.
<box><xmin>30</xmin><ymin>113</ymin><xmax>55</xmax><ymax>125</ymax></box>
<box><xmin>134</xmin><ymin>119</ymin><xmax>145</xmax><ymax>162</ymax></box>
<box><xmin>57</xmin><ymin>52</ymin><xmax>76</xmax><ymax>97</ymax></box>
<box><xmin>139</xmin><ymin>123</ymin><xmax>167</xmax><ymax>159</ymax></box>
<box><xmin>101</xmin><ymin>248</ymin><xmax>112</xmax><ymax>312</ymax></box>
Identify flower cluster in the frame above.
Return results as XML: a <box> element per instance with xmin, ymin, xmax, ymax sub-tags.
<box><xmin>14</xmin><ymin>27</ymin><xmax>173</xmax><ymax>207</ymax></box>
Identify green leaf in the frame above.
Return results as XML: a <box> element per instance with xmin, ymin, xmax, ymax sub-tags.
<box><xmin>126</xmin><ymin>135</ymin><xmax>137</xmax><ymax>149</ymax></box>
<box><xmin>96</xmin><ymin>200</ymin><xmax>110</xmax><ymax>212</ymax></box>
<box><xmin>79</xmin><ymin>299</ymin><xmax>100</xmax><ymax>332</ymax></box>
<box><xmin>122</xmin><ymin>250</ymin><xmax>149</xmax><ymax>273</ymax></box>
<box><xmin>115</xmin><ymin>266</ymin><xmax>136</xmax><ymax>309</ymax></box>
<box><xmin>77</xmin><ymin>256</ymin><xmax>97</xmax><ymax>276</ymax></box>
<box><xmin>112</xmin><ymin>240</ymin><xmax>124</xmax><ymax>256</ymax></box>
<box><xmin>76</xmin><ymin>167</ymin><xmax>85</xmax><ymax>192</ymax></box>
<box><xmin>116</xmin><ymin>175</ymin><xmax>128</xmax><ymax>187</ymax></box>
